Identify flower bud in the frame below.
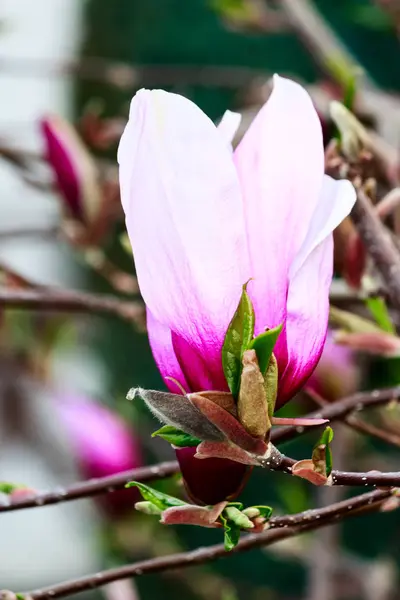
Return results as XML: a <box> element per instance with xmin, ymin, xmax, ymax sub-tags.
<box><xmin>41</xmin><ymin>115</ymin><xmax>102</xmax><ymax>225</ymax></box>
<box><xmin>329</xmin><ymin>101</ymin><xmax>370</xmax><ymax>161</ymax></box>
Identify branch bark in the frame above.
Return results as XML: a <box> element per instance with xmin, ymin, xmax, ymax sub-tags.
<box><xmin>350</xmin><ymin>188</ymin><xmax>400</xmax><ymax>313</ymax></box>
<box><xmin>0</xmin><ymin>287</ymin><xmax>144</xmax><ymax>324</ymax></box>
<box><xmin>0</xmin><ymin>461</ymin><xmax>178</xmax><ymax>513</ymax></box>
<box><xmin>20</xmin><ymin>489</ymin><xmax>391</xmax><ymax>600</ymax></box>
<box><xmin>1</xmin><ymin>387</ymin><xmax>399</xmax><ymax>514</ymax></box>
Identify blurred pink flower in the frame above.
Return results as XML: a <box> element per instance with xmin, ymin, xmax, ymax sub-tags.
<box><xmin>57</xmin><ymin>393</ymin><xmax>142</xmax><ymax>516</ymax></box>
<box><xmin>307</xmin><ymin>331</ymin><xmax>359</xmax><ymax>401</ymax></box>
<box><xmin>41</xmin><ymin>115</ymin><xmax>101</xmax><ymax>225</ymax></box>
<box><xmin>118</xmin><ymin>75</ymin><xmax>355</xmax><ymax>503</ymax></box>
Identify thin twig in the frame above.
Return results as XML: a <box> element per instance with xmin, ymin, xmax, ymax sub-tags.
<box><xmin>0</xmin><ymin>56</ymin><xmax>268</xmax><ymax>89</ymax></box>
<box><xmin>279</xmin><ymin>0</ymin><xmax>376</xmax><ymax>88</ymax></box>
<box><xmin>20</xmin><ymin>489</ymin><xmax>392</xmax><ymax>600</ymax></box>
<box><xmin>272</xmin><ymin>385</ymin><xmax>400</xmax><ymax>445</ymax></box>
<box><xmin>346</xmin><ymin>416</ymin><xmax>400</xmax><ymax>448</ymax></box>
<box><xmin>0</xmin><ymin>461</ymin><xmax>178</xmax><ymax>513</ymax></box>
<box><xmin>0</xmin><ymin>226</ymin><xmax>59</xmax><ymax>241</ymax></box>
<box><xmin>0</xmin><ymin>287</ymin><xmax>144</xmax><ymax>324</ymax></box>
<box><xmin>306</xmin><ymin>388</ymin><xmax>400</xmax><ymax>448</ymax></box>
<box><xmin>350</xmin><ymin>188</ymin><xmax>400</xmax><ymax>312</ymax></box>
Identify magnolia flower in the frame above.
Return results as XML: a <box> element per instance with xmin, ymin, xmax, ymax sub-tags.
<box><xmin>41</xmin><ymin>115</ymin><xmax>101</xmax><ymax>225</ymax></box>
<box><xmin>118</xmin><ymin>75</ymin><xmax>356</xmax><ymax>504</ymax></box>
<box><xmin>57</xmin><ymin>393</ymin><xmax>142</xmax><ymax>516</ymax></box>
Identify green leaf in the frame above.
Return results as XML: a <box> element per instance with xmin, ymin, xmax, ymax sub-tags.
<box><xmin>126</xmin><ymin>482</ymin><xmax>186</xmax><ymax>510</ymax></box>
<box><xmin>249</xmin><ymin>324</ymin><xmax>282</xmax><ymax>375</ymax></box>
<box><xmin>313</xmin><ymin>427</ymin><xmax>334</xmax><ymax>477</ymax></box>
<box><xmin>0</xmin><ymin>482</ymin><xmax>23</xmax><ymax>494</ymax></box>
<box><xmin>226</xmin><ymin>501</ymin><xmax>243</xmax><ymax>510</ymax></box>
<box><xmin>223</xmin><ymin>521</ymin><xmax>241</xmax><ymax>552</ymax></box>
<box><xmin>152</xmin><ymin>425</ymin><xmax>200</xmax><ymax>447</ymax></box>
<box><xmin>222</xmin><ymin>283</ymin><xmax>255</xmax><ymax>397</ymax></box>
<box><xmin>319</xmin><ymin>426</ymin><xmax>334</xmax><ymax>445</ymax></box>
<box><xmin>365</xmin><ymin>296</ymin><xmax>395</xmax><ymax>334</ymax></box>
<box><xmin>251</xmin><ymin>505</ymin><xmax>273</xmax><ymax>520</ymax></box>
<box><xmin>343</xmin><ymin>72</ymin><xmax>357</xmax><ymax>111</ymax></box>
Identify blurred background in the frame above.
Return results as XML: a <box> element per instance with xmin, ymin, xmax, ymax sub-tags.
<box><xmin>0</xmin><ymin>1</ymin><xmax>400</xmax><ymax>598</ymax></box>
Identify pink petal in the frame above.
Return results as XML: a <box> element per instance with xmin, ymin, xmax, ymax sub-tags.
<box><xmin>147</xmin><ymin>309</ymin><xmax>189</xmax><ymax>394</ymax></box>
<box><xmin>234</xmin><ymin>75</ymin><xmax>325</xmax><ymax>350</ymax></box>
<box><xmin>277</xmin><ymin>177</ymin><xmax>356</xmax><ymax>406</ymax></box>
<box><xmin>217</xmin><ymin>110</ymin><xmax>242</xmax><ymax>146</ymax></box>
<box><xmin>118</xmin><ymin>90</ymin><xmax>250</xmax><ymax>390</ymax></box>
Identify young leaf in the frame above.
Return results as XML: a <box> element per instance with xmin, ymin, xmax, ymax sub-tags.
<box><xmin>251</xmin><ymin>505</ymin><xmax>273</xmax><ymax>520</ymax></box>
<box><xmin>0</xmin><ymin>482</ymin><xmax>23</xmax><ymax>494</ymax></box>
<box><xmin>249</xmin><ymin>324</ymin><xmax>282</xmax><ymax>375</ymax></box>
<box><xmin>152</xmin><ymin>425</ymin><xmax>200</xmax><ymax>447</ymax></box>
<box><xmin>130</xmin><ymin>388</ymin><xmax>225</xmax><ymax>442</ymax></box>
<box><xmin>126</xmin><ymin>482</ymin><xmax>186</xmax><ymax>510</ymax></box>
<box><xmin>365</xmin><ymin>296</ymin><xmax>395</xmax><ymax>334</ymax></box>
<box><xmin>222</xmin><ymin>283</ymin><xmax>255</xmax><ymax>397</ymax></box>
<box><xmin>312</xmin><ymin>426</ymin><xmax>334</xmax><ymax>477</ymax></box>
<box><xmin>224</xmin><ymin>523</ymin><xmax>241</xmax><ymax>551</ymax></box>
<box><xmin>224</xmin><ymin>506</ymin><xmax>254</xmax><ymax>530</ymax></box>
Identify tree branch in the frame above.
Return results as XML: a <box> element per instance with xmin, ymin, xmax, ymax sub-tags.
<box><xmin>266</xmin><ymin>451</ymin><xmax>400</xmax><ymax>487</ymax></box>
<box><xmin>350</xmin><ymin>188</ymin><xmax>400</xmax><ymax>313</ymax></box>
<box><xmin>271</xmin><ymin>385</ymin><xmax>400</xmax><ymax>445</ymax></box>
<box><xmin>279</xmin><ymin>0</ymin><xmax>376</xmax><ymax>89</ymax></box>
<box><xmin>0</xmin><ymin>287</ymin><xmax>144</xmax><ymax>324</ymax></box>
<box><xmin>0</xmin><ymin>387</ymin><xmax>399</xmax><ymax>514</ymax></box>
<box><xmin>18</xmin><ymin>489</ymin><xmax>391</xmax><ymax>600</ymax></box>
<box><xmin>0</xmin><ymin>461</ymin><xmax>178</xmax><ymax>513</ymax></box>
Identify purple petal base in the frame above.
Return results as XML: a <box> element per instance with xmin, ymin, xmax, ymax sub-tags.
<box><xmin>175</xmin><ymin>447</ymin><xmax>251</xmax><ymax>505</ymax></box>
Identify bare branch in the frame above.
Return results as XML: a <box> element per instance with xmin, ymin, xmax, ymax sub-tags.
<box><xmin>0</xmin><ymin>388</ymin><xmax>399</xmax><ymax>514</ymax></box>
<box><xmin>0</xmin><ymin>461</ymin><xmax>178</xmax><ymax>513</ymax></box>
<box><xmin>279</xmin><ymin>0</ymin><xmax>376</xmax><ymax>88</ymax></box>
<box><xmin>0</xmin><ymin>287</ymin><xmax>144</xmax><ymax>325</ymax></box>
<box><xmin>20</xmin><ymin>489</ymin><xmax>391</xmax><ymax>600</ymax></box>
<box><xmin>350</xmin><ymin>188</ymin><xmax>400</xmax><ymax>312</ymax></box>
<box><xmin>272</xmin><ymin>385</ymin><xmax>400</xmax><ymax>445</ymax></box>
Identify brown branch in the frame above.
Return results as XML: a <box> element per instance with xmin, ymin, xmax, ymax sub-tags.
<box><xmin>0</xmin><ymin>56</ymin><xmax>268</xmax><ymax>90</ymax></box>
<box><xmin>350</xmin><ymin>188</ymin><xmax>400</xmax><ymax>312</ymax></box>
<box><xmin>279</xmin><ymin>0</ymin><xmax>376</xmax><ymax>89</ymax></box>
<box><xmin>0</xmin><ymin>461</ymin><xmax>178</xmax><ymax>513</ymax></box>
<box><xmin>0</xmin><ymin>388</ymin><xmax>399</xmax><ymax>514</ymax></box>
<box><xmin>19</xmin><ymin>489</ymin><xmax>391</xmax><ymax>600</ymax></box>
<box><xmin>271</xmin><ymin>385</ymin><xmax>400</xmax><ymax>445</ymax></box>
<box><xmin>306</xmin><ymin>388</ymin><xmax>400</xmax><ymax>448</ymax></box>
<box><xmin>0</xmin><ymin>226</ymin><xmax>59</xmax><ymax>241</ymax></box>
<box><xmin>0</xmin><ymin>287</ymin><xmax>144</xmax><ymax>324</ymax></box>
<box><xmin>345</xmin><ymin>415</ymin><xmax>400</xmax><ymax>447</ymax></box>
<box><xmin>264</xmin><ymin>449</ymin><xmax>400</xmax><ymax>487</ymax></box>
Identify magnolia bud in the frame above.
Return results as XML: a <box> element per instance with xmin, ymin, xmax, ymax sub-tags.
<box><xmin>329</xmin><ymin>101</ymin><xmax>370</xmax><ymax>161</ymax></box>
<box><xmin>224</xmin><ymin>506</ymin><xmax>254</xmax><ymax>529</ymax></box>
<box><xmin>41</xmin><ymin>115</ymin><xmax>102</xmax><ymax>225</ymax></box>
